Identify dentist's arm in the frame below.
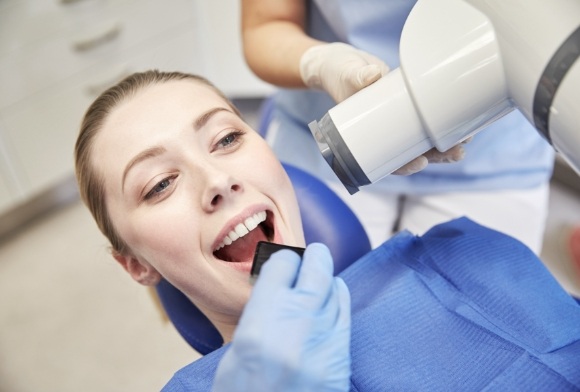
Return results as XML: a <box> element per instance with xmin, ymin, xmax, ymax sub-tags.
<box><xmin>212</xmin><ymin>243</ymin><xmax>351</xmax><ymax>392</ymax></box>
<box><xmin>241</xmin><ymin>0</ymin><xmax>388</xmax><ymax>100</ymax></box>
<box><xmin>241</xmin><ymin>0</ymin><xmax>317</xmax><ymax>87</ymax></box>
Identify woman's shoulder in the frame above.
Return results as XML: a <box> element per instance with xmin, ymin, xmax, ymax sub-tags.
<box><xmin>161</xmin><ymin>346</ymin><xmax>227</xmax><ymax>392</ymax></box>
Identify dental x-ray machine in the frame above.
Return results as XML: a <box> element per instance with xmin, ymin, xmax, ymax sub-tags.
<box><xmin>309</xmin><ymin>0</ymin><xmax>580</xmax><ymax>194</ymax></box>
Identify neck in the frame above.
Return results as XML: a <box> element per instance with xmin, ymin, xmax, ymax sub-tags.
<box><xmin>216</xmin><ymin>323</ymin><xmax>236</xmax><ymax>344</ymax></box>
<box><xmin>196</xmin><ymin>304</ymin><xmax>240</xmax><ymax>345</ymax></box>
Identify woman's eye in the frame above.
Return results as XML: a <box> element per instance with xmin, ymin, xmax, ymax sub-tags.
<box><xmin>216</xmin><ymin>130</ymin><xmax>244</xmax><ymax>150</ymax></box>
<box><xmin>144</xmin><ymin>176</ymin><xmax>176</xmax><ymax>200</ymax></box>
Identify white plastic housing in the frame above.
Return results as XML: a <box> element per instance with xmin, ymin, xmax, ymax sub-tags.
<box><xmin>325</xmin><ymin>68</ymin><xmax>431</xmax><ymax>183</ymax></box>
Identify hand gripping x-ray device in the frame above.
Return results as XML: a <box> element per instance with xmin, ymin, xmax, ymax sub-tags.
<box><xmin>308</xmin><ymin>0</ymin><xmax>580</xmax><ymax>194</ymax></box>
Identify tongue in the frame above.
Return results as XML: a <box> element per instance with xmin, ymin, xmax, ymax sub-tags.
<box><xmin>218</xmin><ymin>226</ymin><xmax>269</xmax><ymax>263</ymax></box>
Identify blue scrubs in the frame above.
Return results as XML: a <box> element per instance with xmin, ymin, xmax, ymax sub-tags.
<box><xmin>162</xmin><ymin>218</ymin><xmax>580</xmax><ymax>391</ymax></box>
<box><xmin>269</xmin><ymin>0</ymin><xmax>555</xmax><ymax>194</ymax></box>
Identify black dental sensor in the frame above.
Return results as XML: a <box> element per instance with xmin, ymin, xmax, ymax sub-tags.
<box><xmin>250</xmin><ymin>241</ymin><xmax>305</xmax><ymax>284</ymax></box>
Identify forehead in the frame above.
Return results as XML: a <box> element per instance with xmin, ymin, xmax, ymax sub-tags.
<box><xmin>112</xmin><ymin>79</ymin><xmax>228</xmax><ymax>123</ymax></box>
<box><xmin>96</xmin><ymin>79</ymin><xmax>232</xmax><ymax>145</ymax></box>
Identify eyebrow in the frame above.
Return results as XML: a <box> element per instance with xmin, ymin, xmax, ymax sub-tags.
<box><xmin>194</xmin><ymin>107</ymin><xmax>235</xmax><ymax>130</ymax></box>
<box><xmin>122</xmin><ymin>146</ymin><xmax>166</xmax><ymax>191</ymax></box>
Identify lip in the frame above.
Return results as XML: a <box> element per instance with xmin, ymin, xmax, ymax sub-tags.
<box><xmin>211</xmin><ymin>204</ymin><xmax>274</xmax><ymax>252</ymax></box>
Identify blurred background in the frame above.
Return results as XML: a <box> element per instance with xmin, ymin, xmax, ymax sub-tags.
<box><xmin>1</xmin><ymin>0</ymin><xmax>579</xmax><ymax>391</ymax></box>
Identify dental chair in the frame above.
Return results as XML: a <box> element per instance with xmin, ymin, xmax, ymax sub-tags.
<box><xmin>155</xmin><ymin>162</ymin><xmax>372</xmax><ymax>354</ymax></box>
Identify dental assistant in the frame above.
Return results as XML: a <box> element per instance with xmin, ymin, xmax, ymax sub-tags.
<box><xmin>241</xmin><ymin>0</ymin><xmax>555</xmax><ymax>253</ymax></box>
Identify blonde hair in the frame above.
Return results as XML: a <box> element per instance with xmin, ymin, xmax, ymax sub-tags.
<box><xmin>74</xmin><ymin>70</ymin><xmax>241</xmax><ymax>255</ymax></box>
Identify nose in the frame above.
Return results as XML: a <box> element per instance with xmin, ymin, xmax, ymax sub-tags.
<box><xmin>201</xmin><ymin>166</ymin><xmax>243</xmax><ymax>212</ymax></box>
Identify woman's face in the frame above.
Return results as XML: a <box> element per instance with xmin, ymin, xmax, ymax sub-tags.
<box><xmin>93</xmin><ymin>79</ymin><xmax>304</xmax><ymax>334</ymax></box>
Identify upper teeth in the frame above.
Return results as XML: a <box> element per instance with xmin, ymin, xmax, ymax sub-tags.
<box><xmin>215</xmin><ymin>211</ymin><xmax>267</xmax><ymax>251</ymax></box>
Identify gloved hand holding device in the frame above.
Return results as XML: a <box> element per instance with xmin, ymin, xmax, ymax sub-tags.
<box><xmin>299</xmin><ymin>42</ymin><xmax>390</xmax><ymax>104</ymax></box>
<box><xmin>212</xmin><ymin>243</ymin><xmax>351</xmax><ymax>392</ymax></box>
<box><xmin>300</xmin><ymin>42</ymin><xmax>466</xmax><ymax>175</ymax></box>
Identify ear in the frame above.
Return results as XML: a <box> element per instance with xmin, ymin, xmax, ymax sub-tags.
<box><xmin>113</xmin><ymin>252</ymin><xmax>162</xmax><ymax>286</ymax></box>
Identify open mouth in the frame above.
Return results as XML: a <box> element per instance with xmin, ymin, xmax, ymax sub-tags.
<box><xmin>213</xmin><ymin>210</ymin><xmax>275</xmax><ymax>263</ymax></box>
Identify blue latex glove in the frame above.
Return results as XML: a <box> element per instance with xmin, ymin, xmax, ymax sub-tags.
<box><xmin>212</xmin><ymin>243</ymin><xmax>351</xmax><ymax>392</ymax></box>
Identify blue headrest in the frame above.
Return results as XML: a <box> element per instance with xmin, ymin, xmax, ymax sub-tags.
<box><xmin>156</xmin><ymin>164</ymin><xmax>371</xmax><ymax>355</ymax></box>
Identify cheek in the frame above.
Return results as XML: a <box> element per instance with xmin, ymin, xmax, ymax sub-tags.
<box><xmin>250</xmin><ymin>150</ymin><xmax>305</xmax><ymax>245</ymax></box>
<box><xmin>121</xmin><ymin>205</ymin><xmax>202</xmax><ymax>272</ymax></box>
<box><xmin>244</xmin><ymin>149</ymin><xmax>290</xmax><ymax>193</ymax></box>
<box><xmin>250</xmin><ymin>141</ymin><xmax>287</xmax><ymax>179</ymax></box>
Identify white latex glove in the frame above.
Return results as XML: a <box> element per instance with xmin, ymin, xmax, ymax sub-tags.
<box><xmin>300</xmin><ymin>42</ymin><xmax>468</xmax><ymax>175</ymax></box>
<box><xmin>392</xmin><ymin>144</ymin><xmax>467</xmax><ymax>175</ymax></box>
<box><xmin>300</xmin><ymin>42</ymin><xmax>390</xmax><ymax>103</ymax></box>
